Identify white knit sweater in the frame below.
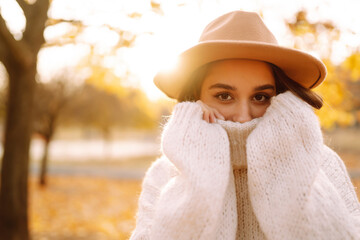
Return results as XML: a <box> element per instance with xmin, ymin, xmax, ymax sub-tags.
<box><xmin>220</xmin><ymin>118</ymin><xmax>266</xmax><ymax>239</ymax></box>
<box><xmin>130</xmin><ymin>91</ymin><xmax>360</xmax><ymax>240</ymax></box>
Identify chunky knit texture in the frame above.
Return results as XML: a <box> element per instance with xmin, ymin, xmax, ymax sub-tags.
<box><xmin>130</xmin><ymin>91</ymin><xmax>360</xmax><ymax>240</ymax></box>
<box><xmin>220</xmin><ymin>119</ymin><xmax>266</xmax><ymax>239</ymax></box>
<box><xmin>220</xmin><ymin>119</ymin><xmax>259</xmax><ymax>169</ymax></box>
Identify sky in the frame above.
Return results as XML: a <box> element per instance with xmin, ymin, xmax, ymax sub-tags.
<box><xmin>0</xmin><ymin>0</ymin><xmax>360</xmax><ymax>100</ymax></box>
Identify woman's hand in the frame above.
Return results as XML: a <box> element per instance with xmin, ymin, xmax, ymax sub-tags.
<box><xmin>196</xmin><ymin>100</ymin><xmax>225</xmax><ymax>123</ymax></box>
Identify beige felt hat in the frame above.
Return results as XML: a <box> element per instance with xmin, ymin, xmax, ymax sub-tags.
<box><xmin>154</xmin><ymin>10</ymin><xmax>327</xmax><ymax>99</ymax></box>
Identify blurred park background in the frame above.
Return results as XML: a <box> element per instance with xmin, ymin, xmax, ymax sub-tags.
<box><xmin>0</xmin><ymin>0</ymin><xmax>359</xmax><ymax>239</ymax></box>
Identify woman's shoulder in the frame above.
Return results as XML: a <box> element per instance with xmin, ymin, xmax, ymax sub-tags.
<box><xmin>146</xmin><ymin>156</ymin><xmax>179</xmax><ymax>177</ymax></box>
<box><xmin>319</xmin><ymin>145</ymin><xmax>348</xmax><ymax>173</ymax></box>
<box><xmin>142</xmin><ymin>155</ymin><xmax>179</xmax><ymax>189</ymax></box>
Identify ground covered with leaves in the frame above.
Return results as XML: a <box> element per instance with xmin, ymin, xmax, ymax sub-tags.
<box><xmin>30</xmin><ymin>176</ymin><xmax>141</xmax><ymax>240</ymax></box>
<box><xmin>30</xmin><ymin>153</ymin><xmax>360</xmax><ymax>240</ymax></box>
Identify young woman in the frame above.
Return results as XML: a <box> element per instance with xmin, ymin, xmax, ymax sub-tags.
<box><xmin>130</xmin><ymin>11</ymin><xmax>360</xmax><ymax>240</ymax></box>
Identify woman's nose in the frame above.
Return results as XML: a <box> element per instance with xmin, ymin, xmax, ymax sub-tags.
<box><xmin>232</xmin><ymin>101</ymin><xmax>252</xmax><ymax>123</ymax></box>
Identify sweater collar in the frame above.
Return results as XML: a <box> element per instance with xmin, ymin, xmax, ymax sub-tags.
<box><xmin>218</xmin><ymin>118</ymin><xmax>259</xmax><ymax>169</ymax></box>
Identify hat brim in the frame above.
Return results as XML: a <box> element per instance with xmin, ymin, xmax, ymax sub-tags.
<box><xmin>154</xmin><ymin>41</ymin><xmax>327</xmax><ymax>99</ymax></box>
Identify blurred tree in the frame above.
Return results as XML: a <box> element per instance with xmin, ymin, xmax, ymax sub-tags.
<box><xmin>0</xmin><ymin>0</ymin><xmax>49</xmax><ymax>239</ymax></box>
<box><xmin>43</xmin><ymin>0</ymin><xmax>160</xmax><ymax>129</ymax></box>
<box><xmin>342</xmin><ymin>52</ymin><xmax>360</xmax><ymax>125</ymax></box>
<box><xmin>0</xmin><ymin>90</ymin><xmax>5</xmax><ymax>122</ymax></box>
<box><xmin>27</xmin><ymin>1</ymin><xmax>164</xmax><ymax>190</ymax></box>
<box><xmin>61</xmin><ymin>83</ymin><xmax>125</xmax><ymax>138</ymax></box>
<box><xmin>121</xmin><ymin>87</ymin><xmax>158</xmax><ymax>129</ymax></box>
<box><xmin>287</xmin><ymin>10</ymin><xmax>340</xmax><ymax>56</ymax></box>
<box><xmin>343</xmin><ymin>52</ymin><xmax>360</xmax><ymax>81</ymax></box>
<box><xmin>32</xmin><ymin>70</ymin><xmax>158</xmax><ymax>187</ymax></box>
<box><xmin>0</xmin><ymin>63</ymin><xmax>7</xmax><ymax>122</ymax></box>
<box><xmin>59</xmin><ymin>82</ymin><xmax>157</xmax><ymax>134</ymax></box>
<box><xmin>315</xmin><ymin>60</ymin><xmax>355</xmax><ymax>129</ymax></box>
<box><xmin>286</xmin><ymin>10</ymin><xmax>355</xmax><ymax>129</ymax></box>
<box><xmin>33</xmin><ymin>71</ymin><xmax>76</xmax><ymax>187</ymax></box>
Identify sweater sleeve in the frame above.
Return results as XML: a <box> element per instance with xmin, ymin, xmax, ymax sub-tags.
<box><xmin>321</xmin><ymin>146</ymin><xmax>360</xmax><ymax>219</ymax></box>
<box><xmin>246</xmin><ymin>91</ymin><xmax>360</xmax><ymax>239</ymax></box>
<box><xmin>148</xmin><ymin>102</ymin><xmax>233</xmax><ymax>240</ymax></box>
<box><xmin>129</xmin><ymin>156</ymin><xmax>178</xmax><ymax>240</ymax></box>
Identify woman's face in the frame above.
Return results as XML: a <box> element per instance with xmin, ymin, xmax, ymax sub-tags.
<box><xmin>200</xmin><ymin>59</ymin><xmax>276</xmax><ymax>123</ymax></box>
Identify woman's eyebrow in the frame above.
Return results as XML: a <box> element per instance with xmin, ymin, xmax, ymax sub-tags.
<box><xmin>254</xmin><ymin>84</ymin><xmax>275</xmax><ymax>91</ymax></box>
<box><xmin>209</xmin><ymin>83</ymin><xmax>237</xmax><ymax>90</ymax></box>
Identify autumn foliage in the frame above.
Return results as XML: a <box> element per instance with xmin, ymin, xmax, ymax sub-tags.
<box><xmin>30</xmin><ymin>176</ymin><xmax>141</xmax><ymax>240</ymax></box>
<box><xmin>287</xmin><ymin>11</ymin><xmax>360</xmax><ymax>129</ymax></box>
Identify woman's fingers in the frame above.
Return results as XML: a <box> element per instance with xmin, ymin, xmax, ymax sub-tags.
<box><xmin>213</xmin><ymin>109</ymin><xmax>225</xmax><ymax>120</ymax></box>
<box><xmin>209</xmin><ymin>112</ymin><xmax>216</xmax><ymax>123</ymax></box>
<box><xmin>203</xmin><ymin>110</ymin><xmax>216</xmax><ymax>123</ymax></box>
<box><xmin>197</xmin><ymin>100</ymin><xmax>224</xmax><ymax>123</ymax></box>
<box><xmin>203</xmin><ymin>110</ymin><xmax>220</xmax><ymax>123</ymax></box>
<box><xmin>203</xmin><ymin>111</ymin><xmax>210</xmax><ymax>123</ymax></box>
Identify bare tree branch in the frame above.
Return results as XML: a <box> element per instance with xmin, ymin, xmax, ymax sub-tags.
<box><xmin>46</xmin><ymin>18</ymin><xmax>83</xmax><ymax>27</ymax></box>
<box><xmin>23</xmin><ymin>0</ymin><xmax>49</xmax><ymax>52</ymax></box>
<box><xmin>15</xmin><ymin>0</ymin><xmax>31</xmax><ymax>19</ymax></box>
<box><xmin>43</xmin><ymin>18</ymin><xmax>145</xmax><ymax>49</ymax></box>
<box><xmin>0</xmin><ymin>35</ymin><xmax>9</xmax><ymax>68</ymax></box>
<box><xmin>0</xmin><ymin>13</ymin><xmax>33</xmax><ymax>68</ymax></box>
<box><xmin>42</xmin><ymin>39</ymin><xmax>80</xmax><ymax>48</ymax></box>
<box><xmin>46</xmin><ymin>17</ymin><xmax>154</xmax><ymax>36</ymax></box>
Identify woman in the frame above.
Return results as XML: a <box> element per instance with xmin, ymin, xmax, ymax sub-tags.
<box><xmin>130</xmin><ymin>11</ymin><xmax>360</xmax><ymax>239</ymax></box>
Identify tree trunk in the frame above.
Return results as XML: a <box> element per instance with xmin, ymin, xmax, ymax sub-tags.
<box><xmin>0</xmin><ymin>1</ymin><xmax>49</xmax><ymax>238</ymax></box>
<box><xmin>0</xmin><ymin>60</ymin><xmax>37</xmax><ymax>240</ymax></box>
<box><xmin>38</xmin><ymin>108</ymin><xmax>57</xmax><ymax>187</ymax></box>
<box><xmin>39</xmin><ymin>137</ymin><xmax>50</xmax><ymax>187</ymax></box>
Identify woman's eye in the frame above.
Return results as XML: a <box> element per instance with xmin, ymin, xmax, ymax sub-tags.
<box><xmin>216</xmin><ymin>93</ymin><xmax>232</xmax><ymax>101</ymax></box>
<box><xmin>253</xmin><ymin>94</ymin><xmax>270</xmax><ymax>102</ymax></box>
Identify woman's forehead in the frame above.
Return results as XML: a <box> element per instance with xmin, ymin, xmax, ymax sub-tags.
<box><xmin>203</xmin><ymin>59</ymin><xmax>275</xmax><ymax>87</ymax></box>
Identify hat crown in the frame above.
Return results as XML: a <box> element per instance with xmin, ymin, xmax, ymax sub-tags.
<box><xmin>154</xmin><ymin>11</ymin><xmax>326</xmax><ymax>99</ymax></box>
<box><xmin>199</xmin><ymin>11</ymin><xmax>278</xmax><ymax>45</ymax></box>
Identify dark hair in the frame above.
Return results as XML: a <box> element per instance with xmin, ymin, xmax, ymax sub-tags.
<box><xmin>269</xmin><ymin>63</ymin><xmax>323</xmax><ymax>109</ymax></box>
<box><xmin>178</xmin><ymin>61</ymin><xmax>323</xmax><ymax>109</ymax></box>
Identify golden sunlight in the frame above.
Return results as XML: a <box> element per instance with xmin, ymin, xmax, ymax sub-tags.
<box><xmin>1</xmin><ymin>0</ymin><xmax>360</xmax><ymax>101</ymax></box>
